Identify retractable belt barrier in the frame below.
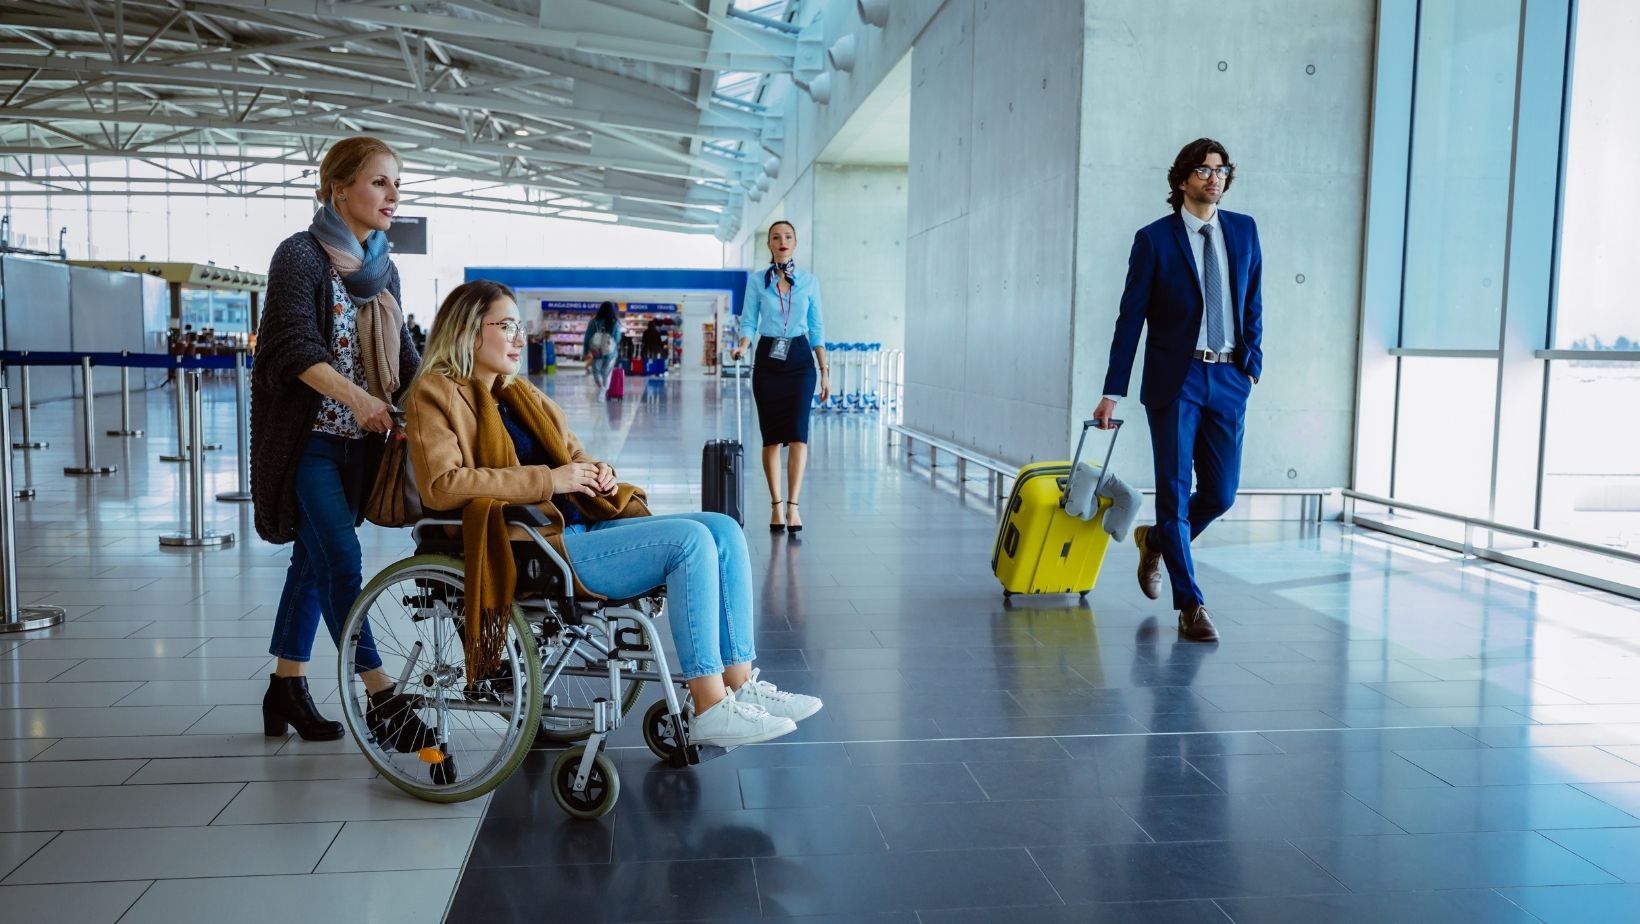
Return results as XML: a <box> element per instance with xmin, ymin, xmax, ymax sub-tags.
<box><xmin>0</xmin><ymin>350</ymin><xmax>249</xmax><ymax>547</ymax></box>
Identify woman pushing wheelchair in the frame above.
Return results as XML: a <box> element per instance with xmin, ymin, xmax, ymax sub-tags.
<box><xmin>403</xmin><ymin>280</ymin><xmax>822</xmax><ymax>749</ymax></box>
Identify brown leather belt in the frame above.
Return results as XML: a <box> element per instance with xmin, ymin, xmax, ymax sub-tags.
<box><xmin>1193</xmin><ymin>350</ymin><xmax>1234</xmax><ymax>363</ymax></box>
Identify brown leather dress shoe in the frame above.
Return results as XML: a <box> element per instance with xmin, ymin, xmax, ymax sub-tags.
<box><xmin>1134</xmin><ymin>525</ymin><xmax>1164</xmax><ymax>600</ymax></box>
<box><xmin>1177</xmin><ymin>605</ymin><xmax>1220</xmax><ymax>643</ymax></box>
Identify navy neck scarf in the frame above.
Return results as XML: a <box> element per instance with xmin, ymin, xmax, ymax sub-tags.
<box><xmin>764</xmin><ymin>259</ymin><xmax>796</xmax><ymax>289</ymax></box>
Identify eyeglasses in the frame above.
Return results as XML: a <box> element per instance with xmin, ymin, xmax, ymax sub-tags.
<box><xmin>1191</xmin><ymin>165</ymin><xmax>1234</xmax><ymax>180</ymax></box>
<box><xmin>484</xmin><ymin>320</ymin><xmax>524</xmax><ymax>340</ymax></box>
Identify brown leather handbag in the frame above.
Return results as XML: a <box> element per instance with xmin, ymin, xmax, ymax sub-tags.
<box><xmin>364</xmin><ymin>431</ymin><xmax>423</xmax><ymax>528</ymax></box>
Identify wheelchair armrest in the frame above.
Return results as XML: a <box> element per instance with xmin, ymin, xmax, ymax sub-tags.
<box><xmin>502</xmin><ymin>504</ymin><xmax>550</xmax><ymax>527</ymax></box>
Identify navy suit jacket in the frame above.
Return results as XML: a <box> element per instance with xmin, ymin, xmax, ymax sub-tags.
<box><xmin>1101</xmin><ymin>208</ymin><xmax>1264</xmax><ymax>407</ymax></box>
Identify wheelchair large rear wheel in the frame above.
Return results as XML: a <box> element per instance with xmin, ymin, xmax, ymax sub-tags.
<box><xmin>339</xmin><ymin>554</ymin><xmax>541</xmax><ymax>803</ymax></box>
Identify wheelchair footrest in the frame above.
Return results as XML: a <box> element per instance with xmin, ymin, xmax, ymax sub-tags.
<box><xmin>673</xmin><ymin>743</ymin><xmax>736</xmax><ymax>768</ymax></box>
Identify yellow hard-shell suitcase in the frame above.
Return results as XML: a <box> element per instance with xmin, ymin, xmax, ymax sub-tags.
<box><xmin>991</xmin><ymin>420</ymin><xmax>1120</xmax><ymax>599</ymax></box>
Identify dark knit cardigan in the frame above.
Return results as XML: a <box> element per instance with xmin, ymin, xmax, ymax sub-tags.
<box><xmin>250</xmin><ymin>230</ymin><xmax>421</xmax><ymax>544</ymax></box>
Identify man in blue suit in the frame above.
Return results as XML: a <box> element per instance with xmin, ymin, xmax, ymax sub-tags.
<box><xmin>1092</xmin><ymin>138</ymin><xmax>1263</xmax><ymax>643</ymax></box>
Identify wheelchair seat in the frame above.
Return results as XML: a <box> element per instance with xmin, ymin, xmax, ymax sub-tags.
<box><xmin>411</xmin><ymin>505</ymin><xmax>664</xmax><ymax>611</ymax></box>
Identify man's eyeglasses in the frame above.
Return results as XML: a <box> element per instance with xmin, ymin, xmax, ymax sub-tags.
<box><xmin>1191</xmin><ymin>165</ymin><xmax>1234</xmax><ymax>180</ymax></box>
<box><xmin>484</xmin><ymin>320</ymin><xmax>524</xmax><ymax>339</ymax></box>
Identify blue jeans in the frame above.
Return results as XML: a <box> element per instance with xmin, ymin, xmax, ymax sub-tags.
<box><xmin>589</xmin><ymin>354</ymin><xmax>615</xmax><ymax>389</ymax></box>
<box><xmin>561</xmin><ymin>512</ymin><xmax>754</xmax><ymax>681</ymax></box>
<box><xmin>269</xmin><ymin>433</ymin><xmax>382</xmax><ymax>671</ymax></box>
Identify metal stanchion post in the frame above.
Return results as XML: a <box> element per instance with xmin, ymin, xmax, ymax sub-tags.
<box><xmin>64</xmin><ymin>356</ymin><xmax>116</xmax><ymax>476</ymax></box>
<box><xmin>160</xmin><ymin>370</ymin><xmax>188</xmax><ymax>462</ymax></box>
<box><xmin>2</xmin><ymin>364</ymin><xmax>35</xmax><ymax>500</ymax></box>
<box><xmin>0</xmin><ymin>383</ymin><xmax>64</xmax><ymax>633</ymax></box>
<box><xmin>160</xmin><ymin>370</ymin><xmax>232</xmax><ymax>548</ymax></box>
<box><xmin>107</xmin><ymin>361</ymin><xmax>144</xmax><ymax>437</ymax></box>
<box><xmin>11</xmin><ymin>365</ymin><xmax>47</xmax><ymax>449</ymax></box>
<box><xmin>216</xmin><ymin>350</ymin><xmax>252</xmax><ymax>502</ymax></box>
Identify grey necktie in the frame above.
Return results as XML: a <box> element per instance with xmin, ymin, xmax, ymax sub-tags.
<box><xmin>1200</xmin><ymin>224</ymin><xmax>1226</xmax><ymax>352</ymax></box>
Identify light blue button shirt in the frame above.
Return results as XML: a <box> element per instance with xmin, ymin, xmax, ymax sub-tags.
<box><xmin>740</xmin><ymin>267</ymin><xmax>825</xmax><ymax>345</ymax></box>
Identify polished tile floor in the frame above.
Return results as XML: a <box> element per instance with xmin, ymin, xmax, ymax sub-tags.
<box><xmin>3</xmin><ymin>369</ymin><xmax>1640</xmax><ymax>923</ymax></box>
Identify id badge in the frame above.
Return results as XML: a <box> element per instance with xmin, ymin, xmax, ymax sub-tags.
<box><xmin>769</xmin><ymin>337</ymin><xmax>792</xmax><ymax>361</ymax></box>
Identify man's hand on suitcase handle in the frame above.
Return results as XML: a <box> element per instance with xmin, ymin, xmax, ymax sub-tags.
<box><xmin>1092</xmin><ymin>397</ymin><xmax>1119</xmax><ymax>430</ymax></box>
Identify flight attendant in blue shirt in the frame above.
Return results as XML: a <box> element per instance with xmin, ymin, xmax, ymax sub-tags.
<box><xmin>731</xmin><ymin>221</ymin><xmax>829</xmax><ymax>533</ymax></box>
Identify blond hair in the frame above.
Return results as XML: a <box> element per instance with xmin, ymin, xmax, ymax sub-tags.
<box><xmin>414</xmin><ymin>280</ymin><xmax>520</xmax><ymax>390</ymax></box>
<box><xmin>316</xmin><ymin>136</ymin><xmax>401</xmax><ymax>204</ymax></box>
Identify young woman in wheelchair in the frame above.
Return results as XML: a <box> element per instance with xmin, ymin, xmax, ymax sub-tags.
<box><xmin>404</xmin><ymin>280</ymin><xmax>822</xmax><ymax>748</ymax></box>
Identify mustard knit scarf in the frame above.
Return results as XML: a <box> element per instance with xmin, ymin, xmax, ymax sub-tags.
<box><xmin>461</xmin><ymin>377</ymin><xmax>647</xmax><ymax>680</ymax></box>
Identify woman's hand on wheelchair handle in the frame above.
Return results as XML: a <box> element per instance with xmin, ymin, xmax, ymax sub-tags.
<box><xmin>551</xmin><ymin>461</ymin><xmax>601</xmax><ymax>496</ymax></box>
<box><xmin>350</xmin><ymin>390</ymin><xmax>394</xmax><ymax>434</ymax></box>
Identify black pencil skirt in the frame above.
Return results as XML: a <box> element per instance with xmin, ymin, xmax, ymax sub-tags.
<box><xmin>751</xmin><ymin>334</ymin><xmax>817</xmax><ymax>447</ymax></box>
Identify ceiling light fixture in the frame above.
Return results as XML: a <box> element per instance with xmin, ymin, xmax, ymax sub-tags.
<box><xmin>828</xmin><ymin>35</ymin><xmax>857</xmax><ymax>72</ymax></box>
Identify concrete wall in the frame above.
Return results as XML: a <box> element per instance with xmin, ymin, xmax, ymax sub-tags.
<box><xmin>811</xmin><ymin>164</ymin><xmax>907</xmax><ymax>351</ymax></box>
<box><xmin>903</xmin><ymin>0</ymin><xmax>1086</xmax><ymax>462</ymax></box>
<box><xmin>728</xmin><ymin>0</ymin><xmax>943</xmax><ymax>257</ymax></box>
<box><xmin>1071</xmin><ymin>0</ymin><xmax>1376</xmax><ymax>489</ymax></box>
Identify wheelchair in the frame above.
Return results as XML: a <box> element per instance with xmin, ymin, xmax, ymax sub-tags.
<box><xmin>336</xmin><ymin>505</ymin><xmax>720</xmax><ymax>818</ymax></box>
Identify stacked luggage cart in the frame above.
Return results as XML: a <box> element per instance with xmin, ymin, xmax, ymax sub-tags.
<box><xmin>815</xmin><ymin>341</ymin><xmax>899</xmax><ymax>414</ymax></box>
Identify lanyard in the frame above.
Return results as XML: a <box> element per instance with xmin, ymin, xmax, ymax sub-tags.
<box><xmin>775</xmin><ymin>274</ymin><xmax>795</xmax><ymax>335</ymax></box>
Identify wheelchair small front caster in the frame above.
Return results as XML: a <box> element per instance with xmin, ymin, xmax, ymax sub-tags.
<box><xmin>551</xmin><ymin>745</ymin><xmax>620</xmax><ymax>819</ymax></box>
<box><xmin>642</xmin><ymin>699</ymin><xmax>690</xmax><ymax>765</ymax></box>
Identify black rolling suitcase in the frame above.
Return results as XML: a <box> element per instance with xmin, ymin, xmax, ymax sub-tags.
<box><xmin>702</xmin><ymin>356</ymin><xmax>747</xmax><ymax>524</ymax></box>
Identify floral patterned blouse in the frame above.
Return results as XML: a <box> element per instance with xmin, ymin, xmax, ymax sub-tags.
<box><xmin>313</xmin><ymin>272</ymin><xmax>367</xmax><ymax>439</ymax></box>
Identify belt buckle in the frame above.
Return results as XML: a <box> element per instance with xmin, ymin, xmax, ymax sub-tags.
<box><xmin>1200</xmin><ymin>350</ymin><xmax>1217</xmax><ymax>364</ymax></box>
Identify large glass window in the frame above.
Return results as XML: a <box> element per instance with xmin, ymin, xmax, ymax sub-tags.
<box><xmin>1357</xmin><ymin>0</ymin><xmax>1638</xmax><ymax>594</ymax></box>
<box><xmin>1392</xmin><ymin>357</ymin><xmax>1497</xmax><ymax>517</ymax></box>
<box><xmin>1540</xmin><ymin>360</ymin><xmax>1640</xmax><ymax>548</ymax></box>
<box><xmin>1399</xmin><ymin>0</ymin><xmax>1521</xmax><ymax>349</ymax></box>
<box><xmin>1554</xmin><ymin>0</ymin><xmax>1640</xmax><ymax>350</ymax></box>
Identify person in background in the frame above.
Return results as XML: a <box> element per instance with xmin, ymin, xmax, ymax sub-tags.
<box><xmin>642</xmin><ymin>318</ymin><xmax>665</xmax><ymax>362</ymax></box>
<box><xmin>407</xmin><ymin>313</ymin><xmax>427</xmax><ymax>352</ymax></box>
<box><xmin>732</xmin><ymin>221</ymin><xmax>829</xmax><ymax>534</ymax></box>
<box><xmin>582</xmin><ymin>300</ymin><xmax>623</xmax><ymax>394</ymax></box>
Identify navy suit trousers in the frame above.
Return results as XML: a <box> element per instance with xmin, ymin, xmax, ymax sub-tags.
<box><xmin>1144</xmin><ymin>361</ymin><xmax>1250</xmax><ymax>609</ymax></box>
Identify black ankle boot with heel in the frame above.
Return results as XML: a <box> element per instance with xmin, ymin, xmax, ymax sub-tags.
<box><xmin>262</xmin><ymin>674</ymin><xmax>344</xmax><ymax>741</ymax></box>
<box><xmin>367</xmin><ymin>686</ymin><xmax>438</xmax><ymax>753</ymax></box>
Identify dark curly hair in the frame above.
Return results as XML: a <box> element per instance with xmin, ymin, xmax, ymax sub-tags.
<box><xmin>1166</xmin><ymin>138</ymin><xmax>1234</xmax><ymax>210</ymax></box>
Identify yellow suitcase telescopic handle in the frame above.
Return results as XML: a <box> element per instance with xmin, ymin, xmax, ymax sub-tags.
<box><xmin>1066</xmin><ymin>418</ymin><xmax>1122</xmax><ymax>501</ymax></box>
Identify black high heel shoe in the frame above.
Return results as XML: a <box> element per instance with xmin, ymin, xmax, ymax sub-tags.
<box><xmin>786</xmin><ymin>501</ymin><xmax>802</xmax><ymax>534</ymax></box>
<box><xmin>770</xmin><ymin>500</ymin><xmax>786</xmax><ymax>533</ymax></box>
<box><xmin>367</xmin><ymin>685</ymin><xmax>438</xmax><ymax>753</ymax></box>
<box><xmin>262</xmin><ymin>674</ymin><xmax>344</xmax><ymax>741</ymax></box>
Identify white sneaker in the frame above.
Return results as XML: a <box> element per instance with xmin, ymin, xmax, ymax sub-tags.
<box><xmin>733</xmin><ymin>668</ymin><xmax>824</xmax><ymax>722</ymax></box>
<box><xmin>688</xmin><ymin>691</ymin><xmax>797</xmax><ymax>747</ymax></box>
